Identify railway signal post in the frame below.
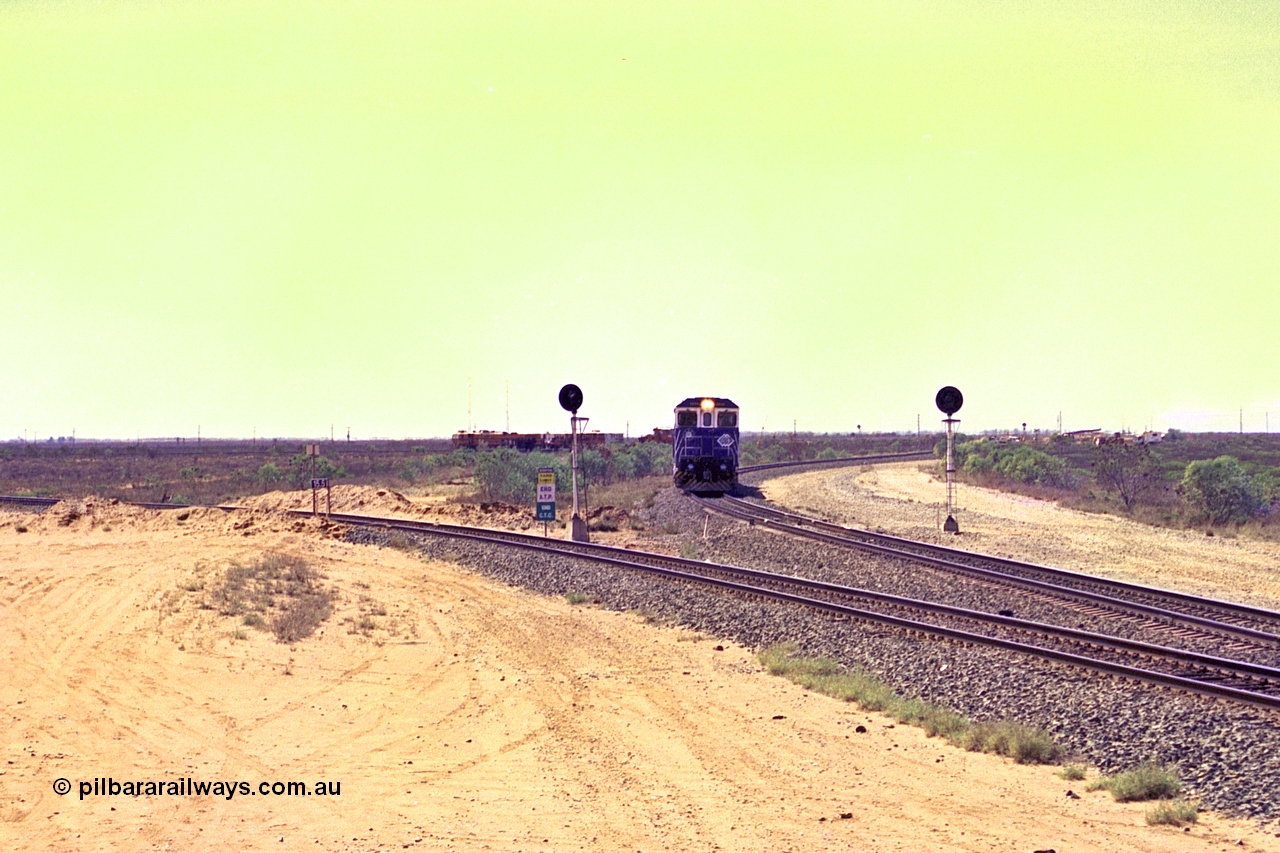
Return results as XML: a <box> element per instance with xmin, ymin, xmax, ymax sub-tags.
<box><xmin>935</xmin><ymin>386</ymin><xmax>963</xmax><ymax>534</ymax></box>
<box><xmin>559</xmin><ymin>384</ymin><xmax>589</xmax><ymax>542</ymax></box>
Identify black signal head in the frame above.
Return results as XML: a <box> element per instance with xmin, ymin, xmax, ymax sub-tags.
<box><xmin>935</xmin><ymin>386</ymin><xmax>963</xmax><ymax>416</ymax></box>
<box><xmin>558</xmin><ymin>383</ymin><xmax>584</xmax><ymax>413</ymax></box>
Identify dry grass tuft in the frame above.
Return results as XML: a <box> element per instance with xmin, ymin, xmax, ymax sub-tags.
<box><xmin>1146</xmin><ymin>799</ymin><xmax>1198</xmax><ymax>826</ymax></box>
<box><xmin>757</xmin><ymin>643</ymin><xmax>1061</xmax><ymax>764</ymax></box>
<box><xmin>204</xmin><ymin>553</ymin><xmax>336</xmax><ymax>644</ymax></box>
<box><xmin>1086</xmin><ymin>763</ymin><xmax>1181</xmax><ymax>802</ymax></box>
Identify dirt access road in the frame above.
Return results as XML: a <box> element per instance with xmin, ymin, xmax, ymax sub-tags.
<box><xmin>1</xmin><ymin>485</ymin><xmax>1276</xmax><ymax>851</ymax></box>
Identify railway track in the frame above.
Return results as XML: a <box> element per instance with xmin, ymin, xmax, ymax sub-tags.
<box><xmin>0</xmin><ymin>495</ymin><xmax>234</xmax><ymax>512</ymax></box>
<box><xmin>298</xmin><ymin>508</ymin><xmax>1280</xmax><ymax>711</ymax></box>
<box><xmin>0</xmin><ymin>495</ymin><xmax>62</xmax><ymax>509</ymax></box>
<box><xmin>7</xmin><ymin>492</ymin><xmax>1280</xmax><ymax>710</ymax></box>
<box><xmin>699</xmin><ymin>495</ymin><xmax>1280</xmax><ymax>654</ymax></box>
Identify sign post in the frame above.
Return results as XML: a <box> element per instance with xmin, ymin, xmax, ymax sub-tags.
<box><xmin>935</xmin><ymin>386</ymin><xmax>963</xmax><ymax>534</ymax></box>
<box><xmin>535</xmin><ymin>467</ymin><xmax>556</xmax><ymax>536</ymax></box>
<box><xmin>310</xmin><ymin>477</ymin><xmax>330</xmax><ymax>518</ymax></box>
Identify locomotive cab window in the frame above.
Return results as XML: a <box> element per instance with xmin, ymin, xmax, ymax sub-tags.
<box><xmin>717</xmin><ymin>411</ymin><xmax>737</xmax><ymax>427</ymax></box>
<box><xmin>702</xmin><ymin>412</ymin><xmax>713</xmax><ymax>427</ymax></box>
<box><xmin>677</xmin><ymin>411</ymin><xmax>698</xmax><ymax>427</ymax></box>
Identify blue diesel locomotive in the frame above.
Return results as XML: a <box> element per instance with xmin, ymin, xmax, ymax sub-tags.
<box><xmin>672</xmin><ymin>397</ymin><xmax>739</xmax><ymax>492</ymax></box>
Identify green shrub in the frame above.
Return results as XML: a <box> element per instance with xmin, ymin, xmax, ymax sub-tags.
<box><xmin>959</xmin><ymin>720</ymin><xmax>1061</xmax><ymax>764</ymax></box>
<box><xmin>287</xmin><ymin>454</ymin><xmax>347</xmax><ymax>489</ymax></box>
<box><xmin>256</xmin><ymin>463</ymin><xmax>285</xmax><ymax>485</ymax></box>
<box><xmin>1146</xmin><ymin>799</ymin><xmax>1198</xmax><ymax>826</ymax></box>
<box><xmin>474</xmin><ymin>449</ymin><xmax>571</xmax><ymax>504</ymax></box>
<box><xmin>1087</xmin><ymin>763</ymin><xmax>1181</xmax><ymax>802</ymax></box>
<box><xmin>1179</xmin><ymin>456</ymin><xmax>1265</xmax><ymax>523</ymax></box>
<box><xmin>1058</xmin><ymin>765</ymin><xmax>1086</xmax><ymax>781</ymax></box>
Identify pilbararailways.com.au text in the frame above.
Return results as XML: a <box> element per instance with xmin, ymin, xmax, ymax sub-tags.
<box><xmin>68</xmin><ymin>777</ymin><xmax>341</xmax><ymax>800</ymax></box>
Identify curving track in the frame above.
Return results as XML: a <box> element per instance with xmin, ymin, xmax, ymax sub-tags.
<box><xmin>7</xmin><ymin>490</ymin><xmax>1280</xmax><ymax>711</ymax></box>
<box><xmin>701</xmin><ymin>494</ymin><xmax>1280</xmax><ymax>649</ymax></box>
<box><xmin>295</xmin><ymin>508</ymin><xmax>1280</xmax><ymax>711</ymax></box>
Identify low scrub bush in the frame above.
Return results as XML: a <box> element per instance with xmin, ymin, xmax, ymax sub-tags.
<box><xmin>943</xmin><ymin>439</ymin><xmax>1076</xmax><ymax>489</ymax></box>
<box><xmin>1179</xmin><ymin>456</ymin><xmax>1265</xmax><ymax>524</ymax></box>
<box><xmin>1146</xmin><ymin>799</ymin><xmax>1198</xmax><ymax>826</ymax></box>
<box><xmin>959</xmin><ymin>719</ymin><xmax>1061</xmax><ymax>764</ymax></box>
<box><xmin>1086</xmin><ymin>763</ymin><xmax>1181</xmax><ymax>802</ymax></box>
<box><xmin>205</xmin><ymin>553</ymin><xmax>336</xmax><ymax>644</ymax></box>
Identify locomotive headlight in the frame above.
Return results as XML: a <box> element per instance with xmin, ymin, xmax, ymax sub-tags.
<box><xmin>700</xmin><ymin>398</ymin><xmax>714</xmax><ymax>411</ymax></box>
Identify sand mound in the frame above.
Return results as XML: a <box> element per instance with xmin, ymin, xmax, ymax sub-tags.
<box><xmin>15</xmin><ymin>496</ymin><xmax>160</xmax><ymax>533</ymax></box>
<box><xmin>242</xmin><ymin>485</ymin><xmax>419</xmax><ymax>516</ymax></box>
<box><xmin>239</xmin><ymin>486</ymin><xmax>539</xmax><ymax>530</ymax></box>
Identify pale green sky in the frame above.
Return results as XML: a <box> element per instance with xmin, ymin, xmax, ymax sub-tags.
<box><xmin>3</xmin><ymin>1</ymin><xmax>1277</xmax><ymax>439</ymax></box>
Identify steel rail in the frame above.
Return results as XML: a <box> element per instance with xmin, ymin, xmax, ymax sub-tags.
<box><xmin>0</xmin><ymin>494</ymin><xmax>237</xmax><ymax>512</ymax></box>
<box><xmin>721</xmin><ymin>495</ymin><xmax>1280</xmax><ymax>626</ymax></box>
<box><xmin>702</xmin><ymin>495</ymin><xmax>1280</xmax><ymax>646</ymax></box>
<box><xmin>7</xmin><ymin>493</ymin><xmax>1277</xmax><ymax>707</ymax></box>
<box><xmin>0</xmin><ymin>495</ymin><xmax>61</xmax><ymax>508</ymax></box>
<box><xmin>305</xmin><ymin>509</ymin><xmax>1280</xmax><ymax>710</ymax></box>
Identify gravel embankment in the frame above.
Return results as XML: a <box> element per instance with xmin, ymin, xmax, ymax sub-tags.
<box><xmin>348</xmin><ymin>486</ymin><xmax>1280</xmax><ymax>823</ymax></box>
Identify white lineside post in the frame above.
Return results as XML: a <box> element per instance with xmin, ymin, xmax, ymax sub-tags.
<box><xmin>568</xmin><ymin>413</ymin><xmax>590</xmax><ymax>541</ymax></box>
<box><xmin>570</xmin><ymin>412</ymin><xmax>580</xmax><ymax>520</ymax></box>
<box><xmin>944</xmin><ymin>416</ymin><xmax>957</xmax><ymax>515</ymax></box>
